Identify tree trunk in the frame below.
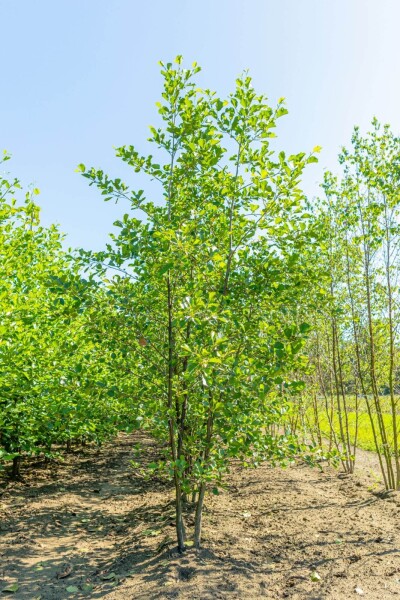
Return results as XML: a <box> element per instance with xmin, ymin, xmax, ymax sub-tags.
<box><xmin>194</xmin><ymin>408</ymin><xmax>213</xmax><ymax>549</ymax></box>
<box><xmin>194</xmin><ymin>482</ymin><xmax>206</xmax><ymax>549</ymax></box>
<box><xmin>12</xmin><ymin>455</ymin><xmax>21</xmax><ymax>478</ymax></box>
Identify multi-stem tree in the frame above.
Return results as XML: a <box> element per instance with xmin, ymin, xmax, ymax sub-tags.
<box><xmin>80</xmin><ymin>58</ymin><xmax>320</xmax><ymax>550</ymax></box>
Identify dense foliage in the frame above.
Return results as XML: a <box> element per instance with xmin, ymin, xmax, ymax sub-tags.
<box><xmin>0</xmin><ymin>152</ymin><xmax>131</xmax><ymax>475</ymax></box>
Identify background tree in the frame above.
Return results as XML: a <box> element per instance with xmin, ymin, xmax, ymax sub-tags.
<box><xmin>0</xmin><ymin>153</ymin><xmax>129</xmax><ymax>476</ymax></box>
<box><xmin>302</xmin><ymin>121</ymin><xmax>400</xmax><ymax>490</ymax></box>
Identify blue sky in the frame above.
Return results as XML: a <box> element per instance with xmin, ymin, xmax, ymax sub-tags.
<box><xmin>1</xmin><ymin>0</ymin><xmax>400</xmax><ymax>250</ymax></box>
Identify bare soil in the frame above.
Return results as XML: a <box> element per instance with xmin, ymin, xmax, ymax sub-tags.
<box><xmin>0</xmin><ymin>434</ymin><xmax>399</xmax><ymax>599</ymax></box>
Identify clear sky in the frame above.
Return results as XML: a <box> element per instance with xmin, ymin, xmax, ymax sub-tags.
<box><xmin>1</xmin><ymin>0</ymin><xmax>400</xmax><ymax>250</ymax></box>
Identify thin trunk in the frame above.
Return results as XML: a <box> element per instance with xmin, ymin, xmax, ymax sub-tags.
<box><xmin>344</xmin><ymin>238</ymin><xmax>387</xmax><ymax>485</ymax></box>
<box><xmin>312</xmin><ymin>392</ymin><xmax>322</xmax><ymax>447</ymax></box>
<box><xmin>383</xmin><ymin>202</ymin><xmax>400</xmax><ymax>489</ymax></box>
<box><xmin>178</xmin><ymin>320</ymin><xmax>191</xmax><ymax>462</ymax></box>
<box><xmin>167</xmin><ymin>276</ymin><xmax>186</xmax><ymax>551</ymax></box>
<box><xmin>364</xmin><ymin>246</ymin><xmax>395</xmax><ymax>488</ymax></box>
<box><xmin>331</xmin><ymin>317</ymin><xmax>351</xmax><ymax>472</ymax></box>
<box><xmin>194</xmin><ymin>483</ymin><xmax>206</xmax><ymax>549</ymax></box>
<box><xmin>352</xmin><ymin>383</ymin><xmax>360</xmax><ymax>471</ymax></box>
<box><xmin>165</xmin><ymin>125</ymin><xmax>186</xmax><ymax>550</ymax></box>
<box><xmin>194</xmin><ymin>407</ymin><xmax>213</xmax><ymax>549</ymax></box>
<box><xmin>333</xmin><ymin>323</ymin><xmax>354</xmax><ymax>471</ymax></box>
<box><xmin>315</xmin><ymin>326</ymin><xmax>342</xmax><ymax>457</ymax></box>
<box><xmin>12</xmin><ymin>454</ymin><xmax>21</xmax><ymax>478</ymax></box>
<box><xmin>358</xmin><ymin>196</ymin><xmax>394</xmax><ymax>489</ymax></box>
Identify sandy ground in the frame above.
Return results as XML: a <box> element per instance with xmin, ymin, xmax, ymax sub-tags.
<box><xmin>0</xmin><ymin>433</ymin><xmax>399</xmax><ymax>599</ymax></box>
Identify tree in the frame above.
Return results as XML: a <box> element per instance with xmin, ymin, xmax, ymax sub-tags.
<box><xmin>307</xmin><ymin>120</ymin><xmax>400</xmax><ymax>490</ymax></box>
<box><xmin>80</xmin><ymin>57</ymin><xmax>320</xmax><ymax>550</ymax></box>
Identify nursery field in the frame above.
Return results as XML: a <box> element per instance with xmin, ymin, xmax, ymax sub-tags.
<box><xmin>1</xmin><ymin>433</ymin><xmax>399</xmax><ymax>600</ymax></box>
<box><xmin>3</xmin><ymin>1</ymin><xmax>400</xmax><ymax>599</ymax></box>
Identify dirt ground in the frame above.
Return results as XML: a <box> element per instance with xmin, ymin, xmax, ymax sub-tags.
<box><xmin>0</xmin><ymin>434</ymin><xmax>399</xmax><ymax>600</ymax></box>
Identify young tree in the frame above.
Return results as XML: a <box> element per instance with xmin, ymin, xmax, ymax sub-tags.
<box><xmin>79</xmin><ymin>58</ymin><xmax>320</xmax><ymax>550</ymax></box>
<box><xmin>308</xmin><ymin>121</ymin><xmax>400</xmax><ymax>490</ymax></box>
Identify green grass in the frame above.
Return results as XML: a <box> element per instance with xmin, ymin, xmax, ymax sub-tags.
<box><xmin>311</xmin><ymin>409</ymin><xmax>399</xmax><ymax>453</ymax></box>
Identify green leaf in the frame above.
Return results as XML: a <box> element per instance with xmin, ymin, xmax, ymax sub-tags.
<box><xmin>158</xmin><ymin>263</ymin><xmax>173</xmax><ymax>276</ymax></box>
<box><xmin>2</xmin><ymin>584</ymin><xmax>19</xmax><ymax>594</ymax></box>
<box><xmin>100</xmin><ymin>573</ymin><xmax>116</xmax><ymax>581</ymax></box>
<box><xmin>141</xmin><ymin>529</ymin><xmax>161</xmax><ymax>537</ymax></box>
